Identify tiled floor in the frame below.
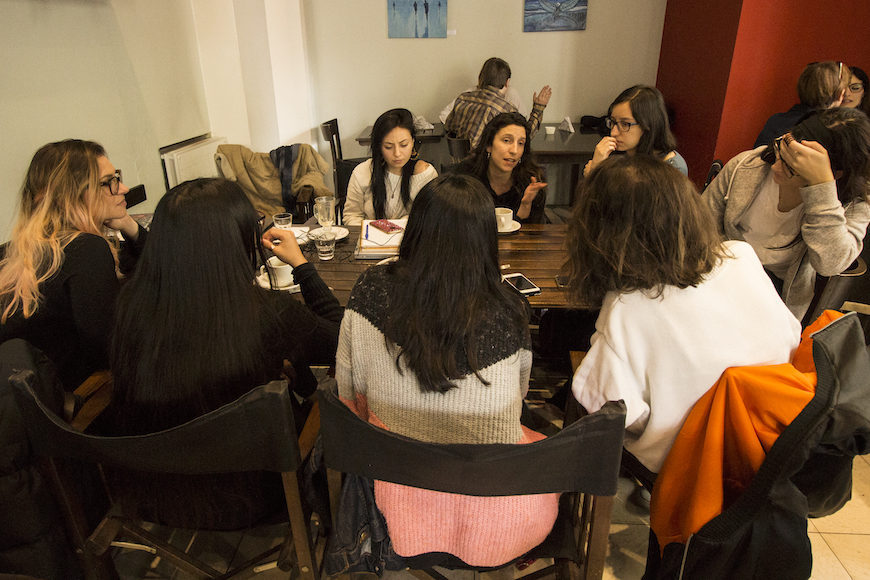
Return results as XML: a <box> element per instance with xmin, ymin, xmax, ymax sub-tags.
<box><xmin>112</xmin><ymin>453</ymin><xmax>870</xmax><ymax>579</ymax></box>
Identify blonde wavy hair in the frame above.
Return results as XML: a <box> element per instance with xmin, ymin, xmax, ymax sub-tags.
<box><xmin>0</xmin><ymin>140</ymin><xmax>113</xmax><ymax>322</ymax></box>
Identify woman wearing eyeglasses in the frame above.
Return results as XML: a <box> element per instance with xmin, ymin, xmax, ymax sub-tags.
<box><xmin>703</xmin><ymin>107</ymin><xmax>870</xmax><ymax>320</ymax></box>
<box><xmin>583</xmin><ymin>85</ymin><xmax>687</xmax><ymax>178</ymax></box>
<box><xmin>0</xmin><ymin>140</ymin><xmax>145</xmax><ymax>390</ymax></box>
<box><xmin>843</xmin><ymin>66</ymin><xmax>869</xmax><ymax>116</ymax></box>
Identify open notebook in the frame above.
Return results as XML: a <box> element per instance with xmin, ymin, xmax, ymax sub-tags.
<box><xmin>354</xmin><ymin>218</ymin><xmax>407</xmax><ymax>259</ymax></box>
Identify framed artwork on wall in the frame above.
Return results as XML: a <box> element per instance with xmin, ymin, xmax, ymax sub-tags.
<box><xmin>388</xmin><ymin>0</ymin><xmax>447</xmax><ymax>38</ymax></box>
<box><xmin>524</xmin><ymin>0</ymin><xmax>588</xmax><ymax>32</ymax></box>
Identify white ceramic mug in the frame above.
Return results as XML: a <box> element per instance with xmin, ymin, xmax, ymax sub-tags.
<box><xmin>495</xmin><ymin>207</ymin><xmax>513</xmax><ymax>231</ymax></box>
<box><xmin>262</xmin><ymin>255</ymin><xmax>293</xmax><ymax>287</ymax></box>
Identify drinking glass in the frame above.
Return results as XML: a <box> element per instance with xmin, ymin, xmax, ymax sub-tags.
<box><xmin>314</xmin><ymin>196</ymin><xmax>335</xmax><ymax>232</ymax></box>
<box><xmin>273</xmin><ymin>212</ymin><xmax>293</xmax><ymax>230</ymax></box>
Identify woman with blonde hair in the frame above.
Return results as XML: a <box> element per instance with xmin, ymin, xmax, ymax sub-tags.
<box><xmin>0</xmin><ymin>139</ymin><xmax>145</xmax><ymax>390</ymax></box>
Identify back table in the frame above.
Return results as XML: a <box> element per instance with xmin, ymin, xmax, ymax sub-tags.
<box><xmin>301</xmin><ymin>224</ymin><xmax>572</xmax><ymax>309</ymax></box>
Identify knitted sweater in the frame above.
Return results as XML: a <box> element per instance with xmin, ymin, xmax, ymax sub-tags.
<box><xmin>335</xmin><ymin>266</ymin><xmax>558</xmax><ymax>566</ymax></box>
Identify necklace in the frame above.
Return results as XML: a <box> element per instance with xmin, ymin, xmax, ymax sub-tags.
<box><xmin>386</xmin><ymin>172</ymin><xmax>401</xmax><ymax>199</ymax></box>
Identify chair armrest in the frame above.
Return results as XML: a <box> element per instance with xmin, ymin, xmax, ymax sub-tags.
<box><xmin>69</xmin><ymin>371</ymin><xmax>114</xmax><ymax>432</ymax></box>
<box><xmin>298</xmin><ymin>399</ymin><xmax>320</xmax><ymax>461</ymax></box>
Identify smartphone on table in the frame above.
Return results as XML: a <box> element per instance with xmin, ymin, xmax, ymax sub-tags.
<box><xmin>503</xmin><ymin>273</ymin><xmax>541</xmax><ymax>296</ymax></box>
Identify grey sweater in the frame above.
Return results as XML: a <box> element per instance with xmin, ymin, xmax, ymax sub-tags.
<box><xmin>702</xmin><ymin>147</ymin><xmax>870</xmax><ymax>320</ymax></box>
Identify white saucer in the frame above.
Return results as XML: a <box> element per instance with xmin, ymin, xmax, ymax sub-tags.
<box><xmin>498</xmin><ymin>220</ymin><xmax>521</xmax><ymax>234</ymax></box>
<box><xmin>255</xmin><ymin>270</ymin><xmax>300</xmax><ymax>293</ymax></box>
<box><xmin>309</xmin><ymin>226</ymin><xmax>349</xmax><ymax>241</ymax></box>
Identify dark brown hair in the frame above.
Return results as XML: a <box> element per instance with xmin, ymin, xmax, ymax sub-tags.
<box><xmin>478</xmin><ymin>57</ymin><xmax>511</xmax><ymax>90</ymax></box>
<box><xmin>798</xmin><ymin>61</ymin><xmax>850</xmax><ymax>109</ymax></box>
<box><xmin>567</xmin><ymin>155</ymin><xmax>725</xmax><ymax>307</ymax></box>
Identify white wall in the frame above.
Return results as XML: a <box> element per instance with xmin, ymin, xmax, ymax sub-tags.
<box><xmin>303</xmin><ymin>0</ymin><xmax>669</xmax><ymax>158</ymax></box>
<box><xmin>0</xmin><ymin>0</ymin><xmax>210</xmax><ymax>241</ymax></box>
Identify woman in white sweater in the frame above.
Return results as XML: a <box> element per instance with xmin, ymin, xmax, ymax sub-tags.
<box><xmin>568</xmin><ymin>156</ymin><xmax>800</xmax><ymax>474</ymax></box>
<box><xmin>344</xmin><ymin>108</ymin><xmax>437</xmax><ymax>225</ymax></box>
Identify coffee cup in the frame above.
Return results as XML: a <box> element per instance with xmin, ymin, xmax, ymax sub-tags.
<box><xmin>262</xmin><ymin>255</ymin><xmax>293</xmax><ymax>288</ymax></box>
<box><xmin>545</xmin><ymin>125</ymin><xmax>556</xmax><ymax>135</ymax></box>
<box><xmin>495</xmin><ymin>208</ymin><xmax>514</xmax><ymax>231</ymax></box>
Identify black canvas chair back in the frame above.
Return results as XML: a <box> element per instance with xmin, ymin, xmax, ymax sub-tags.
<box><xmin>10</xmin><ymin>349</ymin><xmax>323</xmax><ymax>580</ymax></box>
<box><xmin>317</xmin><ymin>386</ymin><xmax>626</xmax><ymax>578</ymax></box>
<box><xmin>646</xmin><ymin>312</ymin><xmax>870</xmax><ymax>579</ymax></box>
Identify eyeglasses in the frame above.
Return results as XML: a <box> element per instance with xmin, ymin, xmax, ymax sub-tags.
<box><xmin>101</xmin><ymin>170</ymin><xmax>123</xmax><ymax>195</ymax></box>
<box><xmin>604</xmin><ymin>116</ymin><xmax>640</xmax><ymax>133</ymax></box>
<box><xmin>774</xmin><ymin>136</ymin><xmax>796</xmax><ymax>178</ymax></box>
<box><xmin>847</xmin><ymin>82</ymin><xmax>865</xmax><ymax>93</ymax></box>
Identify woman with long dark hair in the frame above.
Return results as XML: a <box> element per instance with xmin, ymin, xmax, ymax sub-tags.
<box><xmin>343</xmin><ymin>108</ymin><xmax>437</xmax><ymax>225</ymax></box>
<box><xmin>583</xmin><ymin>85</ymin><xmax>687</xmax><ymax>177</ymax></box>
<box><xmin>0</xmin><ymin>139</ymin><xmax>145</xmax><ymax>390</ymax></box>
<box><xmin>569</xmin><ymin>155</ymin><xmax>799</xmax><ymax>474</ymax></box>
<box><xmin>336</xmin><ymin>173</ymin><xmax>558</xmax><ymax>566</ymax></box>
<box><xmin>454</xmin><ymin>112</ymin><xmax>547</xmax><ymax>223</ymax></box>
<box><xmin>703</xmin><ymin>107</ymin><xmax>870</xmax><ymax>320</ymax></box>
<box><xmin>106</xmin><ymin>177</ymin><xmax>341</xmax><ymax>528</ymax></box>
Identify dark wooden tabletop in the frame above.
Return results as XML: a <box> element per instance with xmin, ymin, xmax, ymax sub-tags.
<box><xmin>356</xmin><ymin>123</ymin><xmax>446</xmax><ymax>146</ymax></box>
<box><xmin>301</xmin><ymin>224</ymin><xmax>573</xmax><ymax>308</ymax></box>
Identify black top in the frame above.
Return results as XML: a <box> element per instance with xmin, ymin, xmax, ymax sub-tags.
<box><xmin>753</xmin><ymin>103</ymin><xmax>815</xmax><ymax>149</ymax></box>
<box><xmin>453</xmin><ymin>161</ymin><xmax>547</xmax><ymax>224</ymax></box>
<box><xmin>0</xmin><ymin>227</ymin><xmax>147</xmax><ymax>390</ymax></box>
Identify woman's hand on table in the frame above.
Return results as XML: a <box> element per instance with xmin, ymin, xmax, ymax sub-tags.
<box><xmin>517</xmin><ymin>177</ymin><xmax>548</xmax><ymax>219</ymax></box>
<box><xmin>262</xmin><ymin>228</ymin><xmax>308</xmax><ymax>268</ymax></box>
<box><xmin>584</xmin><ymin>137</ymin><xmax>618</xmax><ymax>176</ymax></box>
<box><xmin>781</xmin><ymin>136</ymin><xmax>836</xmax><ymax>186</ymax></box>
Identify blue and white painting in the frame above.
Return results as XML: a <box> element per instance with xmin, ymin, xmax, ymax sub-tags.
<box><xmin>388</xmin><ymin>0</ymin><xmax>447</xmax><ymax>39</ymax></box>
<box><xmin>524</xmin><ymin>0</ymin><xmax>587</xmax><ymax>32</ymax></box>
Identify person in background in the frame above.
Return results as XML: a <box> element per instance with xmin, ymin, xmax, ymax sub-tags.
<box><xmin>336</xmin><ymin>174</ymin><xmax>558</xmax><ymax>566</ymax></box>
<box><xmin>569</xmin><ymin>155</ymin><xmax>800</xmax><ymax>475</ymax></box>
<box><xmin>843</xmin><ymin>66</ymin><xmax>869</xmax><ymax>116</ymax></box>
<box><xmin>344</xmin><ymin>108</ymin><xmax>437</xmax><ymax>226</ymax></box>
<box><xmin>753</xmin><ymin>61</ymin><xmax>849</xmax><ymax>148</ymax></box>
<box><xmin>454</xmin><ymin>112</ymin><xmax>547</xmax><ymax>223</ymax></box>
<box><xmin>105</xmin><ymin>177</ymin><xmax>341</xmax><ymax>528</ymax></box>
<box><xmin>445</xmin><ymin>57</ymin><xmax>551</xmax><ymax>149</ymax></box>
<box><xmin>439</xmin><ymin>77</ymin><xmax>527</xmax><ymax>123</ymax></box>
<box><xmin>0</xmin><ymin>139</ymin><xmax>145</xmax><ymax>390</ymax></box>
<box><xmin>583</xmin><ymin>85</ymin><xmax>687</xmax><ymax>177</ymax></box>
<box><xmin>703</xmin><ymin>107</ymin><xmax>870</xmax><ymax>320</ymax></box>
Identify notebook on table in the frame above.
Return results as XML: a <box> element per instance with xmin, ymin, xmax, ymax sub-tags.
<box><xmin>354</xmin><ymin>218</ymin><xmax>407</xmax><ymax>259</ymax></box>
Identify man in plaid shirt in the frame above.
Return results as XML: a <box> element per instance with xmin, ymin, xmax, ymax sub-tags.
<box><xmin>445</xmin><ymin>57</ymin><xmax>552</xmax><ymax>149</ymax></box>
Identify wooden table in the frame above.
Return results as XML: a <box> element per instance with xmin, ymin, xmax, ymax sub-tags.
<box><xmin>302</xmin><ymin>224</ymin><xmax>572</xmax><ymax>308</ymax></box>
<box><xmin>355</xmin><ymin>123</ymin><xmax>446</xmax><ymax>147</ymax></box>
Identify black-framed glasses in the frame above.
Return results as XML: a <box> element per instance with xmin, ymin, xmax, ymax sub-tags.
<box><xmin>774</xmin><ymin>136</ymin><xmax>796</xmax><ymax>178</ymax></box>
<box><xmin>847</xmin><ymin>82</ymin><xmax>864</xmax><ymax>93</ymax></box>
<box><xmin>101</xmin><ymin>170</ymin><xmax>123</xmax><ymax>195</ymax></box>
<box><xmin>604</xmin><ymin>116</ymin><xmax>640</xmax><ymax>133</ymax></box>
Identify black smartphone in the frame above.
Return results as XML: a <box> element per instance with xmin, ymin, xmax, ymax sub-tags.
<box><xmin>503</xmin><ymin>273</ymin><xmax>542</xmax><ymax>296</ymax></box>
<box><xmin>125</xmin><ymin>184</ymin><xmax>146</xmax><ymax>208</ymax></box>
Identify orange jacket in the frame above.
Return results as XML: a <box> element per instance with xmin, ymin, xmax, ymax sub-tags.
<box><xmin>650</xmin><ymin>310</ymin><xmax>843</xmax><ymax>551</ymax></box>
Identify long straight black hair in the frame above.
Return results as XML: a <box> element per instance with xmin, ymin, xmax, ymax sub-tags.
<box><xmin>110</xmin><ymin>178</ymin><xmax>273</xmax><ymax>432</ymax></box>
<box><xmin>370</xmin><ymin>108</ymin><xmax>418</xmax><ymax>218</ymax></box>
<box><xmin>385</xmin><ymin>173</ymin><xmax>528</xmax><ymax>393</ymax></box>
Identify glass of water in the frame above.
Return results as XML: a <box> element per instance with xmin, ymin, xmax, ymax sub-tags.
<box><xmin>272</xmin><ymin>212</ymin><xmax>293</xmax><ymax>230</ymax></box>
<box><xmin>314</xmin><ymin>196</ymin><xmax>335</xmax><ymax>232</ymax></box>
